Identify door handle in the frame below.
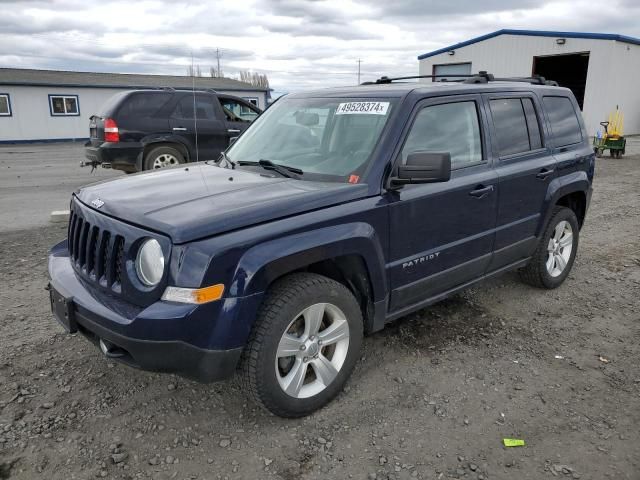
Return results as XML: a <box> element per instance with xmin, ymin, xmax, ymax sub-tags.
<box><xmin>536</xmin><ymin>168</ymin><xmax>555</xmax><ymax>180</ymax></box>
<box><xmin>172</xmin><ymin>127</ymin><xmax>187</xmax><ymax>131</ymax></box>
<box><xmin>468</xmin><ymin>185</ymin><xmax>494</xmax><ymax>198</ymax></box>
<box><xmin>228</xmin><ymin>129</ymin><xmax>241</xmax><ymax>134</ymax></box>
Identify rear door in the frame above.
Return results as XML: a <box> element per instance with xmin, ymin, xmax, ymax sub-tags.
<box><xmin>541</xmin><ymin>95</ymin><xmax>591</xmax><ymax>177</ymax></box>
<box><xmin>113</xmin><ymin>91</ymin><xmax>172</xmax><ymax>141</ymax></box>
<box><xmin>169</xmin><ymin>94</ymin><xmax>229</xmax><ymax>161</ymax></box>
<box><xmin>387</xmin><ymin>95</ymin><xmax>498</xmax><ymax>313</ymax></box>
<box><xmin>484</xmin><ymin>93</ymin><xmax>556</xmax><ymax>271</ymax></box>
<box><xmin>217</xmin><ymin>96</ymin><xmax>261</xmax><ymax>139</ymax></box>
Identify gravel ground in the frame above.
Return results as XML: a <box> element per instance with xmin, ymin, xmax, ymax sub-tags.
<box><xmin>1</xmin><ymin>145</ymin><xmax>639</xmax><ymax>480</ymax></box>
<box><xmin>0</xmin><ymin>142</ymin><xmax>120</xmax><ymax>233</ymax></box>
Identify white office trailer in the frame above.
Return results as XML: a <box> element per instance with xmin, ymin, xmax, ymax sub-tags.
<box><xmin>417</xmin><ymin>30</ymin><xmax>640</xmax><ymax>135</ymax></box>
<box><xmin>0</xmin><ymin>68</ymin><xmax>270</xmax><ymax>143</ymax></box>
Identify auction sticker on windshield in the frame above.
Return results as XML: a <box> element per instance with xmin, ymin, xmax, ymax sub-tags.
<box><xmin>336</xmin><ymin>102</ymin><xmax>389</xmax><ymax>115</ymax></box>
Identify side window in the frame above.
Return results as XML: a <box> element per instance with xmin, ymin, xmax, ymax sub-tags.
<box><xmin>522</xmin><ymin>98</ymin><xmax>542</xmax><ymax>150</ymax></box>
<box><xmin>401</xmin><ymin>101</ymin><xmax>482</xmax><ymax>169</ymax></box>
<box><xmin>543</xmin><ymin>96</ymin><xmax>582</xmax><ymax>147</ymax></box>
<box><xmin>0</xmin><ymin>94</ymin><xmax>11</xmax><ymax>116</ymax></box>
<box><xmin>489</xmin><ymin>98</ymin><xmax>530</xmax><ymax>156</ymax></box>
<box><xmin>118</xmin><ymin>93</ymin><xmax>170</xmax><ymax>119</ymax></box>
<box><xmin>49</xmin><ymin>95</ymin><xmax>79</xmax><ymax>116</ymax></box>
<box><xmin>219</xmin><ymin>98</ymin><xmax>259</xmax><ymax>122</ymax></box>
<box><xmin>172</xmin><ymin>96</ymin><xmax>217</xmax><ymax>120</ymax></box>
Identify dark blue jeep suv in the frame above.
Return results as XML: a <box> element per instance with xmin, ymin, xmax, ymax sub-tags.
<box><xmin>48</xmin><ymin>73</ymin><xmax>594</xmax><ymax>417</ymax></box>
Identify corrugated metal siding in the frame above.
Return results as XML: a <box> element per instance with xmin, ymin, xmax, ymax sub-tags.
<box><xmin>418</xmin><ymin>34</ymin><xmax>640</xmax><ymax>135</ymax></box>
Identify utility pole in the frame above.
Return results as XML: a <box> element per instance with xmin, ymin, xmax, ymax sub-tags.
<box><xmin>216</xmin><ymin>48</ymin><xmax>222</xmax><ymax>78</ymax></box>
<box><xmin>357</xmin><ymin>59</ymin><xmax>362</xmax><ymax>85</ymax></box>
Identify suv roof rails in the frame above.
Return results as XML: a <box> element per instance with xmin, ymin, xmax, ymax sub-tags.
<box><xmin>364</xmin><ymin>71</ymin><xmax>559</xmax><ymax>86</ymax></box>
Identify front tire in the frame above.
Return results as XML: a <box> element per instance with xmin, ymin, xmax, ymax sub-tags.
<box><xmin>239</xmin><ymin>273</ymin><xmax>363</xmax><ymax>418</ymax></box>
<box><xmin>520</xmin><ymin>206</ymin><xmax>579</xmax><ymax>289</ymax></box>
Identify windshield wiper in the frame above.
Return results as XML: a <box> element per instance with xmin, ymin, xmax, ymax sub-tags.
<box><xmin>237</xmin><ymin>159</ymin><xmax>303</xmax><ymax>179</ymax></box>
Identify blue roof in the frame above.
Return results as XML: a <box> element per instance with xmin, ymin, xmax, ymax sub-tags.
<box><xmin>417</xmin><ymin>29</ymin><xmax>640</xmax><ymax>60</ymax></box>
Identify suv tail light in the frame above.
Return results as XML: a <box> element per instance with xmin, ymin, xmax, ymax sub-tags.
<box><xmin>104</xmin><ymin>118</ymin><xmax>120</xmax><ymax>143</ymax></box>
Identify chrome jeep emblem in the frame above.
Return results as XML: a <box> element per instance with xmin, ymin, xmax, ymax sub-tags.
<box><xmin>91</xmin><ymin>198</ymin><xmax>105</xmax><ymax>209</ymax></box>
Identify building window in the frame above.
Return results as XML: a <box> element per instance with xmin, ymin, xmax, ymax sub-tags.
<box><xmin>49</xmin><ymin>95</ymin><xmax>80</xmax><ymax>116</ymax></box>
<box><xmin>0</xmin><ymin>94</ymin><xmax>11</xmax><ymax>116</ymax></box>
<box><xmin>242</xmin><ymin>97</ymin><xmax>259</xmax><ymax>113</ymax></box>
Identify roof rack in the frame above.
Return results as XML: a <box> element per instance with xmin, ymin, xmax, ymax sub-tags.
<box><xmin>364</xmin><ymin>71</ymin><xmax>559</xmax><ymax>86</ymax></box>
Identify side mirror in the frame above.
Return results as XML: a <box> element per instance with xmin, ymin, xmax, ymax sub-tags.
<box><xmin>391</xmin><ymin>152</ymin><xmax>451</xmax><ymax>186</ymax></box>
<box><xmin>229</xmin><ymin>137</ymin><xmax>238</xmax><ymax>146</ymax></box>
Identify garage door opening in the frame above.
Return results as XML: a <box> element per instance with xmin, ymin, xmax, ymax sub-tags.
<box><xmin>533</xmin><ymin>53</ymin><xmax>589</xmax><ymax>109</ymax></box>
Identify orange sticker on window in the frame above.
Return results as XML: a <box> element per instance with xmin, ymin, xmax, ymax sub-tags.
<box><xmin>348</xmin><ymin>174</ymin><xmax>360</xmax><ymax>184</ymax></box>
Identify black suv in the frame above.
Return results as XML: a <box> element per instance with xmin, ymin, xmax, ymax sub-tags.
<box><xmin>50</xmin><ymin>73</ymin><xmax>594</xmax><ymax>417</ymax></box>
<box><xmin>84</xmin><ymin>89</ymin><xmax>261</xmax><ymax>173</ymax></box>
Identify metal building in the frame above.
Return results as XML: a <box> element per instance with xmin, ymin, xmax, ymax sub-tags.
<box><xmin>417</xmin><ymin>29</ymin><xmax>640</xmax><ymax>135</ymax></box>
<box><xmin>0</xmin><ymin>68</ymin><xmax>270</xmax><ymax>143</ymax></box>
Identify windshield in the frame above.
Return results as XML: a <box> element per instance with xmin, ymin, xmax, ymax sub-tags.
<box><xmin>225</xmin><ymin>97</ymin><xmax>396</xmax><ymax>182</ymax></box>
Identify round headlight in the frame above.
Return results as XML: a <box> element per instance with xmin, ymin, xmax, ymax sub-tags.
<box><xmin>135</xmin><ymin>239</ymin><xmax>164</xmax><ymax>287</ymax></box>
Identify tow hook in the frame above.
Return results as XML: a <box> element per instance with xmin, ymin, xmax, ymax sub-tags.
<box><xmin>99</xmin><ymin>339</ymin><xmax>126</xmax><ymax>359</ymax></box>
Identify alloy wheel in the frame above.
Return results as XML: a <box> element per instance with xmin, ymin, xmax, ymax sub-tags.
<box><xmin>152</xmin><ymin>153</ymin><xmax>179</xmax><ymax>169</ymax></box>
<box><xmin>546</xmin><ymin>220</ymin><xmax>573</xmax><ymax>277</ymax></box>
<box><xmin>275</xmin><ymin>303</ymin><xmax>350</xmax><ymax>399</ymax></box>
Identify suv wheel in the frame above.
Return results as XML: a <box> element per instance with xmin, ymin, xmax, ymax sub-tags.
<box><xmin>144</xmin><ymin>146</ymin><xmax>185</xmax><ymax>170</ymax></box>
<box><xmin>520</xmin><ymin>206</ymin><xmax>579</xmax><ymax>289</ymax></box>
<box><xmin>239</xmin><ymin>273</ymin><xmax>363</xmax><ymax>417</ymax></box>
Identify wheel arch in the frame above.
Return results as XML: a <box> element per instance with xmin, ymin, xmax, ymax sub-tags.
<box><xmin>140</xmin><ymin>136</ymin><xmax>191</xmax><ymax>169</ymax></box>
<box><xmin>542</xmin><ymin>172</ymin><xmax>590</xmax><ymax>234</ymax></box>
<box><xmin>230</xmin><ymin>223</ymin><xmax>388</xmax><ymax>333</ymax></box>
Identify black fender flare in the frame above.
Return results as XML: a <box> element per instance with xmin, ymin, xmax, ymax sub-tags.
<box><xmin>539</xmin><ymin>171</ymin><xmax>590</xmax><ymax>236</ymax></box>
<box><xmin>229</xmin><ymin>223</ymin><xmax>388</xmax><ymax>304</ymax></box>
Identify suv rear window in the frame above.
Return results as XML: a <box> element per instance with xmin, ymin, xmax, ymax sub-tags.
<box><xmin>543</xmin><ymin>96</ymin><xmax>582</xmax><ymax>147</ymax></box>
<box><xmin>117</xmin><ymin>92</ymin><xmax>171</xmax><ymax>119</ymax></box>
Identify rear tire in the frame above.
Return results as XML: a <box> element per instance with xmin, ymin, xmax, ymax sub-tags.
<box><xmin>239</xmin><ymin>273</ymin><xmax>363</xmax><ymax>418</ymax></box>
<box><xmin>143</xmin><ymin>146</ymin><xmax>185</xmax><ymax>170</ymax></box>
<box><xmin>520</xmin><ymin>206</ymin><xmax>579</xmax><ymax>289</ymax></box>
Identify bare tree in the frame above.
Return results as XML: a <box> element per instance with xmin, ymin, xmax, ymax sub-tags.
<box><xmin>238</xmin><ymin>71</ymin><xmax>270</xmax><ymax>89</ymax></box>
<box><xmin>186</xmin><ymin>64</ymin><xmax>203</xmax><ymax>77</ymax></box>
<box><xmin>210</xmin><ymin>66</ymin><xmax>224</xmax><ymax>78</ymax></box>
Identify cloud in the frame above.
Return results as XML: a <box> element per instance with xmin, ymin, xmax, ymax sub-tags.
<box><xmin>0</xmin><ymin>0</ymin><xmax>639</xmax><ymax>92</ymax></box>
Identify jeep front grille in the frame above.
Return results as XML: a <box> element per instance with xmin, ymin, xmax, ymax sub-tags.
<box><xmin>67</xmin><ymin>196</ymin><xmax>170</xmax><ymax>307</ymax></box>
<box><xmin>68</xmin><ymin>210</ymin><xmax>124</xmax><ymax>290</ymax></box>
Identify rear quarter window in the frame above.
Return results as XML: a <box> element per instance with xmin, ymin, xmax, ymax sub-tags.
<box><xmin>543</xmin><ymin>96</ymin><xmax>582</xmax><ymax>147</ymax></box>
<box><xmin>116</xmin><ymin>92</ymin><xmax>172</xmax><ymax>120</ymax></box>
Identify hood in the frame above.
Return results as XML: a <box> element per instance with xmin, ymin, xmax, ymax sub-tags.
<box><xmin>75</xmin><ymin>164</ymin><xmax>369</xmax><ymax>243</ymax></box>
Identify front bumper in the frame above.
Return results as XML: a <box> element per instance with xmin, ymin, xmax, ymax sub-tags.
<box><xmin>47</xmin><ymin>242</ymin><xmax>256</xmax><ymax>383</ymax></box>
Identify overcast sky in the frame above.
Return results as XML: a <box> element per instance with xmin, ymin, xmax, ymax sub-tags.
<box><xmin>1</xmin><ymin>0</ymin><xmax>639</xmax><ymax>94</ymax></box>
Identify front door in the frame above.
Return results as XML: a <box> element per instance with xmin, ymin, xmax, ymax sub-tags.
<box><xmin>169</xmin><ymin>94</ymin><xmax>228</xmax><ymax>161</ymax></box>
<box><xmin>218</xmin><ymin>96</ymin><xmax>260</xmax><ymax>142</ymax></box>
<box><xmin>484</xmin><ymin>94</ymin><xmax>557</xmax><ymax>271</ymax></box>
<box><xmin>387</xmin><ymin>95</ymin><xmax>498</xmax><ymax>313</ymax></box>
